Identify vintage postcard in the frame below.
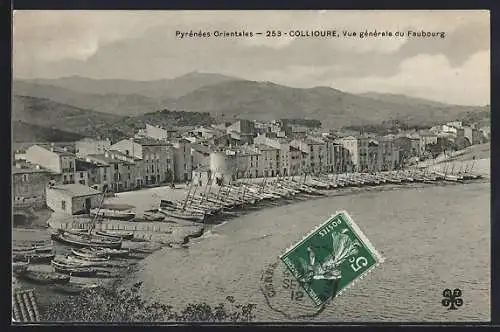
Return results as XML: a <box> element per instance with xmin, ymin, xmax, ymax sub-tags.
<box><xmin>11</xmin><ymin>10</ymin><xmax>490</xmax><ymax>323</ymax></box>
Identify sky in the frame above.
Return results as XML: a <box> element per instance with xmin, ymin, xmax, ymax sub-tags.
<box><xmin>13</xmin><ymin>10</ymin><xmax>490</xmax><ymax>106</ymax></box>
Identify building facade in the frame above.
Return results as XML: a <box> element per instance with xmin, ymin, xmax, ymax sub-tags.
<box><xmin>25</xmin><ymin>145</ymin><xmax>77</xmax><ymax>184</ymax></box>
<box><xmin>226</xmin><ymin>120</ymin><xmax>256</xmax><ymax>145</ymax></box>
<box><xmin>12</xmin><ymin>163</ymin><xmax>53</xmax><ymax>208</ymax></box>
<box><xmin>254</xmin><ymin>144</ymin><xmax>280</xmax><ymax>178</ymax></box>
<box><xmin>110</xmin><ymin>138</ymin><xmax>174</xmax><ymax>185</ymax></box>
<box><xmin>172</xmin><ymin>139</ymin><xmax>193</xmax><ymax>182</ymax></box>
<box><xmin>376</xmin><ymin>138</ymin><xmax>400</xmax><ymax>171</ymax></box>
<box><xmin>46</xmin><ymin>184</ymin><xmax>103</xmax><ymax>215</ymax></box>
<box><xmin>337</xmin><ymin>136</ymin><xmax>370</xmax><ymax>172</ymax></box>
<box><xmin>75</xmin><ymin>138</ymin><xmax>111</xmax><ymax>157</ymax></box>
<box><xmin>136</xmin><ymin>124</ymin><xmax>178</xmax><ymax>141</ymax></box>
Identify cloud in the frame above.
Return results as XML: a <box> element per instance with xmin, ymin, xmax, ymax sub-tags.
<box><xmin>329</xmin><ymin>50</ymin><xmax>490</xmax><ymax>105</ymax></box>
<box><xmin>12</xmin><ymin>10</ymin><xmax>490</xmax><ymax>105</ymax></box>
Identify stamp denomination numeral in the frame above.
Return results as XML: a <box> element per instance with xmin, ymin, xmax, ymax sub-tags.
<box><xmin>349</xmin><ymin>256</ymin><xmax>368</xmax><ymax>272</ymax></box>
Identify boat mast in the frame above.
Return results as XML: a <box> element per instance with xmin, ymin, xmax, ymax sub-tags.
<box><xmin>182</xmin><ymin>181</ymin><xmax>194</xmax><ymax>211</ymax></box>
<box><xmin>88</xmin><ymin>187</ymin><xmax>106</xmax><ymax>236</ymax></box>
<box><xmin>201</xmin><ymin>171</ymin><xmax>213</xmax><ymax>203</ymax></box>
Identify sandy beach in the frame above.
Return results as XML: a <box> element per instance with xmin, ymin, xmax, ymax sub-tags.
<box><xmin>12</xmin><ymin>143</ymin><xmax>490</xmax><ymax>321</ymax></box>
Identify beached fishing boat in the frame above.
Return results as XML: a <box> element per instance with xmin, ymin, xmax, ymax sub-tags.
<box><xmin>51</xmin><ymin>283</ymin><xmax>99</xmax><ymax>295</ymax></box>
<box><xmin>66</xmin><ymin>251</ymin><xmax>110</xmax><ymax>262</ymax></box>
<box><xmin>51</xmin><ymin>230</ymin><xmax>122</xmax><ymax>249</ymax></box>
<box><xmin>90</xmin><ymin>208</ymin><xmax>136</xmax><ymax>221</ymax></box>
<box><xmin>13</xmin><ymin>252</ymin><xmax>55</xmax><ymax>264</ymax></box>
<box><xmin>51</xmin><ymin>260</ymin><xmax>98</xmax><ymax>277</ymax></box>
<box><xmin>159</xmin><ymin>200</ymin><xmax>205</xmax><ymax>222</ymax></box>
<box><xmin>13</xmin><ymin>241</ymin><xmax>53</xmax><ymax>254</ymax></box>
<box><xmin>95</xmin><ymin>230</ymin><xmax>134</xmax><ymax>240</ymax></box>
<box><xmin>12</xmin><ymin>261</ymin><xmax>29</xmax><ymax>274</ymax></box>
<box><xmin>72</xmin><ymin>247</ymin><xmax>130</xmax><ymax>259</ymax></box>
<box><xmin>15</xmin><ymin>270</ymin><xmax>70</xmax><ymax>285</ymax></box>
<box><xmin>142</xmin><ymin>212</ymin><xmax>165</xmax><ymax>222</ymax></box>
<box><xmin>65</xmin><ymin>255</ymin><xmax>128</xmax><ymax>268</ymax></box>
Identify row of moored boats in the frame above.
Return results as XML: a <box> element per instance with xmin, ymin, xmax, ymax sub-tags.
<box><xmin>156</xmin><ymin>168</ymin><xmax>483</xmax><ymax>225</ymax></box>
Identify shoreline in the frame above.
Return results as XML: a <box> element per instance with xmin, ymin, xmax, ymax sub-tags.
<box><xmin>12</xmin><ymin>158</ymin><xmax>490</xmax><ymax>320</ymax></box>
<box><xmin>111</xmin><ymin>171</ymin><xmax>489</xmax><ymax>293</ymax></box>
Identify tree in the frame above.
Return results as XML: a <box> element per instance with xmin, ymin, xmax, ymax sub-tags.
<box><xmin>43</xmin><ymin>282</ymin><xmax>256</xmax><ymax>323</ymax></box>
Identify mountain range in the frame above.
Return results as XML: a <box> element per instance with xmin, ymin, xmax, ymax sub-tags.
<box><xmin>12</xmin><ymin>72</ymin><xmax>490</xmax><ymax>142</ymax></box>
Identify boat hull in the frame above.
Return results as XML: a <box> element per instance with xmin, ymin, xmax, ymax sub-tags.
<box><xmin>90</xmin><ymin>209</ymin><xmax>136</xmax><ymax>221</ymax></box>
<box><xmin>51</xmin><ymin>261</ymin><xmax>98</xmax><ymax>277</ymax></box>
<box><xmin>16</xmin><ymin>270</ymin><xmax>70</xmax><ymax>285</ymax></box>
<box><xmin>95</xmin><ymin>230</ymin><xmax>134</xmax><ymax>240</ymax></box>
<box><xmin>158</xmin><ymin>207</ymin><xmax>205</xmax><ymax>222</ymax></box>
<box><xmin>72</xmin><ymin>248</ymin><xmax>130</xmax><ymax>259</ymax></box>
<box><xmin>51</xmin><ymin>231</ymin><xmax>122</xmax><ymax>249</ymax></box>
<box><xmin>13</xmin><ymin>253</ymin><xmax>55</xmax><ymax>264</ymax></box>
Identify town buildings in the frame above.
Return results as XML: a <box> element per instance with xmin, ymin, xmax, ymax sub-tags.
<box><xmin>226</xmin><ymin>119</ymin><xmax>256</xmax><ymax>145</ymax></box>
<box><xmin>172</xmin><ymin>139</ymin><xmax>193</xmax><ymax>182</ymax></box>
<box><xmin>13</xmin><ymin>115</ymin><xmax>488</xmax><ymax>211</ymax></box>
<box><xmin>229</xmin><ymin>145</ymin><xmax>261</xmax><ymax>178</ymax></box>
<box><xmin>336</xmin><ymin>136</ymin><xmax>370</xmax><ymax>172</ymax></box>
<box><xmin>75</xmin><ymin>138</ymin><xmax>111</xmax><ymax>157</ymax></box>
<box><xmin>191</xmin><ymin>143</ymin><xmax>213</xmax><ymax>171</ymax></box>
<box><xmin>136</xmin><ymin>124</ymin><xmax>178</xmax><ymax>141</ymax></box>
<box><xmin>85</xmin><ymin>151</ymin><xmax>141</xmax><ymax>192</ymax></box>
<box><xmin>254</xmin><ymin>144</ymin><xmax>280</xmax><ymax>177</ymax></box>
<box><xmin>110</xmin><ymin>138</ymin><xmax>174</xmax><ymax>186</ymax></box>
<box><xmin>46</xmin><ymin>183</ymin><xmax>103</xmax><ymax>215</ymax></box>
<box><xmin>12</xmin><ymin>161</ymin><xmax>54</xmax><ymax>208</ymax></box>
<box><xmin>24</xmin><ymin>145</ymin><xmax>78</xmax><ymax>185</ymax></box>
<box><xmin>376</xmin><ymin>138</ymin><xmax>401</xmax><ymax>171</ymax></box>
<box><xmin>419</xmin><ymin>131</ymin><xmax>439</xmax><ymax>154</ymax></box>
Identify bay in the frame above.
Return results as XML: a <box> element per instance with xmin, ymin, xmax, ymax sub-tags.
<box><xmin>123</xmin><ymin>181</ymin><xmax>490</xmax><ymax>322</ymax></box>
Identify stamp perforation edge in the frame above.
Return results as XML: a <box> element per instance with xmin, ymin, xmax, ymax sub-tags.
<box><xmin>279</xmin><ymin>210</ymin><xmax>384</xmax><ymax>263</ymax></box>
<box><xmin>276</xmin><ymin>210</ymin><xmax>385</xmax><ymax>303</ymax></box>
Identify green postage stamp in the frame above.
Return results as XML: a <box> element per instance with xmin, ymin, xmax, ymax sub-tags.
<box><xmin>280</xmin><ymin>210</ymin><xmax>384</xmax><ymax>307</ymax></box>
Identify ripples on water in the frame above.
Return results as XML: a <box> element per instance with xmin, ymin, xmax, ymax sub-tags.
<box><xmin>124</xmin><ymin>182</ymin><xmax>490</xmax><ymax>322</ymax></box>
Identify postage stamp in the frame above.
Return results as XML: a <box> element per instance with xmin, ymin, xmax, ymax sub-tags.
<box><xmin>280</xmin><ymin>210</ymin><xmax>384</xmax><ymax>307</ymax></box>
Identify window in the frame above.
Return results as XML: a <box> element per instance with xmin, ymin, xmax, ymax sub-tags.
<box><xmin>61</xmin><ymin>201</ymin><xmax>66</xmax><ymax>210</ymax></box>
<box><xmin>69</xmin><ymin>162</ymin><xmax>73</xmax><ymax>169</ymax></box>
<box><xmin>125</xmin><ymin>150</ymin><xmax>130</xmax><ymax>156</ymax></box>
<box><xmin>22</xmin><ymin>174</ymin><xmax>28</xmax><ymax>182</ymax></box>
<box><xmin>80</xmin><ymin>172</ymin><xmax>84</xmax><ymax>178</ymax></box>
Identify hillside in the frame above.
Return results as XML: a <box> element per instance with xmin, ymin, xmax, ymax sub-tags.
<box><xmin>358</xmin><ymin>92</ymin><xmax>458</xmax><ymax>108</ymax></box>
<box><xmin>19</xmin><ymin>72</ymin><xmax>238</xmax><ymax>99</ymax></box>
<box><xmin>12</xmin><ymin>121</ymin><xmax>84</xmax><ymax>143</ymax></box>
<box><xmin>11</xmin><ymin>95</ymin><xmax>216</xmax><ymax>143</ymax></box>
<box><xmin>13</xmin><ymin>81</ymin><xmax>172</xmax><ymax>116</ymax></box>
<box><xmin>12</xmin><ymin>95</ymin><xmax>128</xmax><ymax>141</ymax></box>
<box><xmin>13</xmin><ymin>74</ymin><xmax>490</xmax><ymax>131</ymax></box>
<box><xmin>167</xmin><ymin>80</ymin><xmax>489</xmax><ymax>128</ymax></box>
